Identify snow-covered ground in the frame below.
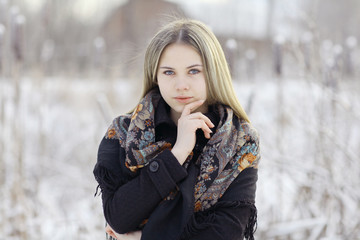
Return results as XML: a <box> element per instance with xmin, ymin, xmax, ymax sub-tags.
<box><xmin>0</xmin><ymin>76</ymin><xmax>359</xmax><ymax>239</ymax></box>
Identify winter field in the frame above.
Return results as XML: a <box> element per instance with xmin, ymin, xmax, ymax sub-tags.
<box><xmin>0</xmin><ymin>75</ymin><xmax>359</xmax><ymax>239</ymax></box>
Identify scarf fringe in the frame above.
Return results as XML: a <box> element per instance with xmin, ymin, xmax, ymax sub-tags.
<box><xmin>244</xmin><ymin>204</ymin><xmax>257</xmax><ymax>240</ymax></box>
<box><xmin>93</xmin><ymin>164</ymin><xmax>122</xmax><ymax>196</ymax></box>
<box><xmin>220</xmin><ymin>200</ymin><xmax>257</xmax><ymax>240</ymax></box>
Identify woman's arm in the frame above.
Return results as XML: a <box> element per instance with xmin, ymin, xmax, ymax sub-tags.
<box><xmin>181</xmin><ymin>167</ymin><xmax>258</xmax><ymax>240</ymax></box>
<box><xmin>94</xmin><ymin>137</ymin><xmax>188</xmax><ymax>234</ymax></box>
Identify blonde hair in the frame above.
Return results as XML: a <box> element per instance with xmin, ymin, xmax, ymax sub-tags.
<box><xmin>141</xmin><ymin>18</ymin><xmax>250</xmax><ymax>122</ymax></box>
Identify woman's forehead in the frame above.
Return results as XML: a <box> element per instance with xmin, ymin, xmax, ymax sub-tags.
<box><xmin>159</xmin><ymin>43</ymin><xmax>202</xmax><ymax>65</ymax></box>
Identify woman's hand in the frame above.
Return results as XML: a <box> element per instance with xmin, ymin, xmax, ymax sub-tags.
<box><xmin>105</xmin><ymin>224</ymin><xmax>142</xmax><ymax>240</ymax></box>
<box><xmin>171</xmin><ymin>100</ymin><xmax>214</xmax><ymax>165</ymax></box>
<box><xmin>106</xmin><ymin>224</ymin><xmax>118</xmax><ymax>239</ymax></box>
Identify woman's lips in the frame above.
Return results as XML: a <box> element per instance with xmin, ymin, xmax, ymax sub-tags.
<box><xmin>174</xmin><ymin>96</ymin><xmax>193</xmax><ymax>103</ymax></box>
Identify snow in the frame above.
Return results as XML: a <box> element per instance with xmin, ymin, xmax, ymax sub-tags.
<box><xmin>0</xmin><ymin>75</ymin><xmax>359</xmax><ymax>239</ymax></box>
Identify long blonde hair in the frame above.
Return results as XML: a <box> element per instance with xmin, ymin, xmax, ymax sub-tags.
<box><xmin>141</xmin><ymin>18</ymin><xmax>250</xmax><ymax>122</ymax></box>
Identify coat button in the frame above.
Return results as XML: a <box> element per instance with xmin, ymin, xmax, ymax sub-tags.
<box><xmin>149</xmin><ymin>161</ymin><xmax>159</xmax><ymax>172</ymax></box>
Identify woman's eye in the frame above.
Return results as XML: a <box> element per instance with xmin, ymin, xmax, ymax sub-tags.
<box><xmin>164</xmin><ymin>70</ymin><xmax>175</xmax><ymax>75</ymax></box>
<box><xmin>189</xmin><ymin>69</ymin><xmax>200</xmax><ymax>75</ymax></box>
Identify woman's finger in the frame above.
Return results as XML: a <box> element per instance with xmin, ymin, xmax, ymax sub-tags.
<box><xmin>181</xmin><ymin>99</ymin><xmax>205</xmax><ymax>116</ymax></box>
<box><xmin>188</xmin><ymin>112</ymin><xmax>215</xmax><ymax>128</ymax></box>
<box><xmin>199</xmin><ymin>120</ymin><xmax>213</xmax><ymax>139</ymax></box>
<box><xmin>191</xmin><ymin>119</ymin><xmax>212</xmax><ymax>139</ymax></box>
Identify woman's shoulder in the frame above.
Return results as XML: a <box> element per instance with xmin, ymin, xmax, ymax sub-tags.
<box><xmin>235</xmin><ymin>118</ymin><xmax>261</xmax><ymax>169</ymax></box>
<box><xmin>216</xmin><ymin>103</ymin><xmax>260</xmax><ymax>143</ymax></box>
<box><xmin>104</xmin><ymin>113</ymin><xmax>132</xmax><ymax>140</ymax></box>
<box><xmin>238</xmin><ymin>119</ymin><xmax>259</xmax><ymax>142</ymax></box>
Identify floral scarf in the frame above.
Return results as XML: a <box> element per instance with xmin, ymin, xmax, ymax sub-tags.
<box><xmin>107</xmin><ymin>88</ymin><xmax>260</xmax><ymax>212</ymax></box>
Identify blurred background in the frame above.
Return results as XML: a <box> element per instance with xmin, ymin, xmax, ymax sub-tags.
<box><xmin>0</xmin><ymin>0</ymin><xmax>359</xmax><ymax>239</ymax></box>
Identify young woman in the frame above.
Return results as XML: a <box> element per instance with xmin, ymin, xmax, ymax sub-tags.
<box><xmin>94</xmin><ymin>19</ymin><xmax>261</xmax><ymax>240</ymax></box>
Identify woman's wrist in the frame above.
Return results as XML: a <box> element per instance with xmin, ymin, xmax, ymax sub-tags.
<box><xmin>171</xmin><ymin>147</ymin><xmax>189</xmax><ymax>165</ymax></box>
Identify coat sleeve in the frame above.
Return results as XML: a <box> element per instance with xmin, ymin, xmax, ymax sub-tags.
<box><xmin>180</xmin><ymin>167</ymin><xmax>258</xmax><ymax>240</ymax></box>
<box><xmin>93</xmin><ymin>136</ymin><xmax>188</xmax><ymax>234</ymax></box>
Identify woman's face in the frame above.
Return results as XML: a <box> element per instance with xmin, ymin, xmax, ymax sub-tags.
<box><xmin>157</xmin><ymin>43</ymin><xmax>208</xmax><ymax>121</ymax></box>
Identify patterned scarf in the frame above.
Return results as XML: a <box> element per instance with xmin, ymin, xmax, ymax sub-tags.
<box><xmin>108</xmin><ymin>88</ymin><xmax>260</xmax><ymax>212</ymax></box>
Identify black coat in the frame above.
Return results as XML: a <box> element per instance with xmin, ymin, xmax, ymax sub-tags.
<box><xmin>94</xmin><ymin>99</ymin><xmax>258</xmax><ymax>240</ymax></box>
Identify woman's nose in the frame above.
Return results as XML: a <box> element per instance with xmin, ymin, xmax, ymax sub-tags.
<box><xmin>174</xmin><ymin>76</ymin><xmax>189</xmax><ymax>90</ymax></box>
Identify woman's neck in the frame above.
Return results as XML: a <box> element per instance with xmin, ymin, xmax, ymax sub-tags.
<box><xmin>170</xmin><ymin>110</ymin><xmax>181</xmax><ymax>125</ymax></box>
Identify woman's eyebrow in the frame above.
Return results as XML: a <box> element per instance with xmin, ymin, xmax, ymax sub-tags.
<box><xmin>159</xmin><ymin>66</ymin><xmax>174</xmax><ymax>69</ymax></box>
<box><xmin>187</xmin><ymin>64</ymin><xmax>203</xmax><ymax>69</ymax></box>
<box><xmin>159</xmin><ymin>64</ymin><xmax>203</xmax><ymax>69</ymax></box>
